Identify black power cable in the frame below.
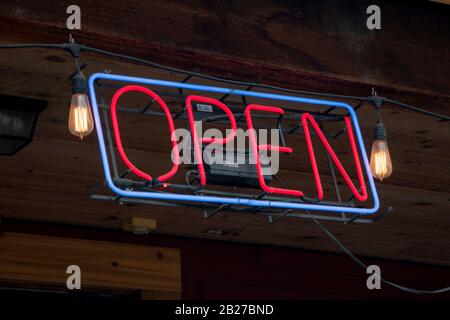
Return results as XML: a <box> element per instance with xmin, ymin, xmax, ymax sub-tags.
<box><xmin>275</xmin><ymin>176</ymin><xmax>450</xmax><ymax>294</ymax></box>
<box><xmin>383</xmin><ymin>97</ymin><xmax>450</xmax><ymax>121</ymax></box>
<box><xmin>272</xmin><ymin>173</ymin><xmax>450</xmax><ymax>294</ymax></box>
<box><xmin>83</xmin><ymin>45</ymin><xmax>368</xmax><ymax>101</ymax></box>
<box><xmin>0</xmin><ymin>42</ymin><xmax>449</xmax><ymax>121</ymax></box>
<box><xmin>311</xmin><ymin>216</ymin><xmax>450</xmax><ymax>294</ymax></box>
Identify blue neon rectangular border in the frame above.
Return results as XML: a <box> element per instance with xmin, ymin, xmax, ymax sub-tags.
<box><xmin>88</xmin><ymin>73</ymin><xmax>380</xmax><ymax>215</ymax></box>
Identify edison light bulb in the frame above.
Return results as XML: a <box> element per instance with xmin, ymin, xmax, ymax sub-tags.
<box><xmin>68</xmin><ymin>93</ymin><xmax>94</xmax><ymax>139</ymax></box>
<box><xmin>370</xmin><ymin>139</ymin><xmax>392</xmax><ymax>181</ymax></box>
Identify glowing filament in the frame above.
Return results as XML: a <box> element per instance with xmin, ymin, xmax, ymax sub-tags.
<box><xmin>370</xmin><ymin>140</ymin><xmax>393</xmax><ymax>181</ymax></box>
<box><xmin>68</xmin><ymin>93</ymin><xmax>94</xmax><ymax>139</ymax></box>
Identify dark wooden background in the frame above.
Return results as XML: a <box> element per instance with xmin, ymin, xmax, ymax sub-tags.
<box><xmin>0</xmin><ymin>0</ymin><xmax>449</xmax><ymax>298</ymax></box>
<box><xmin>2</xmin><ymin>219</ymin><xmax>449</xmax><ymax>299</ymax></box>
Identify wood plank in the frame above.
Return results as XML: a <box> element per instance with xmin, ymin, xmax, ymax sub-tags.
<box><xmin>0</xmin><ymin>136</ymin><xmax>448</xmax><ymax>266</ymax></box>
<box><xmin>0</xmin><ymin>0</ymin><xmax>449</xmax><ymax>106</ymax></box>
<box><xmin>0</xmin><ymin>131</ymin><xmax>448</xmax><ymax>266</ymax></box>
<box><xmin>1</xmin><ymin>179</ymin><xmax>449</xmax><ymax>266</ymax></box>
<box><xmin>0</xmin><ymin>232</ymin><xmax>181</xmax><ymax>293</ymax></box>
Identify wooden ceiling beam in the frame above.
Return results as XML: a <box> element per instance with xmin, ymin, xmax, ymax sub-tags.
<box><xmin>0</xmin><ymin>0</ymin><xmax>448</xmax><ymax>115</ymax></box>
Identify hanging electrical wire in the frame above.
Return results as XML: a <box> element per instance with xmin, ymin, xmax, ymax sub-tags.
<box><xmin>269</xmin><ymin>171</ymin><xmax>450</xmax><ymax>294</ymax></box>
<box><xmin>311</xmin><ymin>215</ymin><xmax>450</xmax><ymax>294</ymax></box>
<box><xmin>0</xmin><ymin>42</ymin><xmax>449</xmax><ymax>121</ymax></box>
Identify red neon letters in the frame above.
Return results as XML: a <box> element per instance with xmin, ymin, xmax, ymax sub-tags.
<box><xmin>302</xmin><ymin>113</ymin><xmax>367</xmax><ymax>201</ymax></box>
<box><xmin>185</xmin><ymin>95</ymin><xmax>237</xmax><ymax>186</ymax></box>
<box><xmin>110</xmin><ymin>86</ymin><xmax>368</xmax><ymax>202</ymax></box>
<box><xmin>110</xmin><ymin>85</ymin><xmax>180</xmax><ymax>182</ymax></box>
<box><xmin>245</xmin><ymin>104</ymin><xmax>304</xmax><ymax>197</ymax></box>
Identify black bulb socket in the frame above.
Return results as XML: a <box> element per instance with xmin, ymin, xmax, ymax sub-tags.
<box><xmin>71</xmin><ymin>72</ymin><xmax>88</xmax><ymax>94</ymax></box>
<box><xmin>373</xmin><ymin>121</ymin><xmax>387</xmax><ymax>141</ymax></box>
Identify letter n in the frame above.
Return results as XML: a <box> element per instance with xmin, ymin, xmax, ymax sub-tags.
<box><xmin>302</xmin><ymin>113</ymin><xmax>367</xmax><ymax>201</ymax></box>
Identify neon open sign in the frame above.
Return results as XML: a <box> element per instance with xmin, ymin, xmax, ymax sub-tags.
<box><xmin>88</xmin><ymin>73</ymin><xmax>379</xmax><ymax>215</ymax></box>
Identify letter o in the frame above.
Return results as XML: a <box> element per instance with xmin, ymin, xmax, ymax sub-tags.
<box><xmin>110</xmin><ymin>85</ymin><xmax>180</xmax><ymax>182</ymax></box>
